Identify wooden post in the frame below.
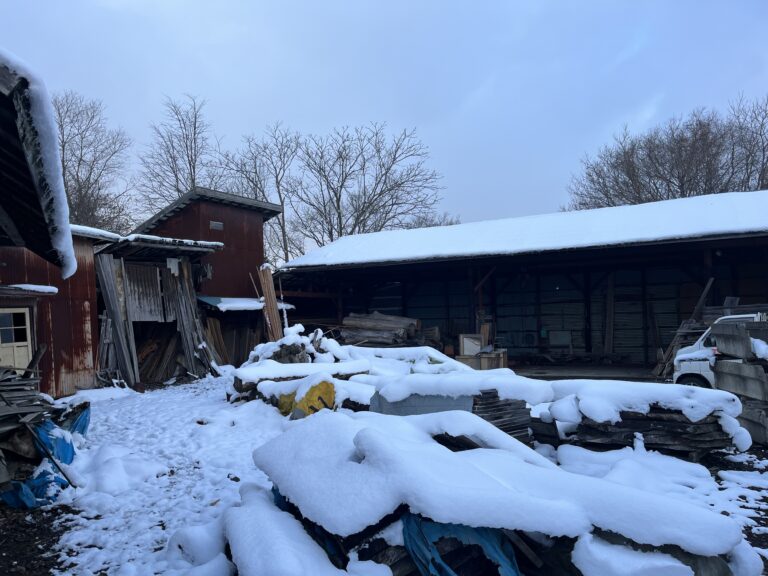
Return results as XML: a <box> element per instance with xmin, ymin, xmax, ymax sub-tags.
<box><xmin>641</xmin><ymin>267</ymin><xmax>649</xmax><ymax>364</ymax></box>
<box><xmin>603</xmin><ymin>272</ymin><xmax>615</xmax><ymax>356</ymax></box>
<box><xmin>583</xmin><ymin>271</ymin><xmax>592</xmax><ymax>354</ymax></box>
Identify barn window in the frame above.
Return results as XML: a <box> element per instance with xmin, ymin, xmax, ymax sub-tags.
<box><xmin>0</xmin><ymin>308</ymin><xmax>32</xmax><ymax>371</ymax></box>
<box><xmin>209</xmin><ymin>220</ymin><xmax>224</xmax><ymax>231</ymax></box>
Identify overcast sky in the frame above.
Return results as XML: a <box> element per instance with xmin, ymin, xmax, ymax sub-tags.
<box><xmin>2</xmin><ymin>0</ymin><xmax>767</xmax><ymax>222</ymax></box>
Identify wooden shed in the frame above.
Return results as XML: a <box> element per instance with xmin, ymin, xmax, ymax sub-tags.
<box><xmin>133</xmin><ymin>187</ymin><xmax>282</xmax><ymax>297</ymax></box>
<box><xmin>279</xmin><ymin>191</ymin><xmax>768</xmax><ymax>374</ymax></box>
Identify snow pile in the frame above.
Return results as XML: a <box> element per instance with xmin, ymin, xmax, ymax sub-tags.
<box><xmin>0</xmin><ymin>47</ymin><xmax>76</xmax><ymax>278</ymax></box>
<box><xmin>556</xmin><ymin>437</ymin><xmax>765</xmax><ymax>530</ymax></box>
<box><xmin>674</xmin><ymin>346</ymin><xmax>716</xmax><ymax>368</ymax></box>
<box><xmin>251</xmin><ymin>410</ymin><xmax>756</xmax><ymax>572</ymax></box>
<box><xmin>572</xmin><ymin>533</ymin><xmax>694</xmax><ymax>576</ymax></box>
<box><xmin>257</xmin><ymin>372</ymin><xmax>377</xmax><ymax>408</ymax></box>
<box><xmin>752</xmin><ymin>337</ymin><xmax>768</xmax><ymax>360</ymax></box>
<box><xmin>206</xmin><ymin>297</ymin><xmax>294</xmax><ymax>312</ymax></box>
<box><xmin>351</xmin><ymin>370</ymin><xmax>553</xmax><ymax>405</ymax></box>
<box><xmin>548</xmin><ymin>379</ymin><xmax>742</xmax><ymax>424</ymax></box>
<box><xmin>284</xmin><ymin>190</ymin><xmax>768</xmax><ymax>270</ymax></box>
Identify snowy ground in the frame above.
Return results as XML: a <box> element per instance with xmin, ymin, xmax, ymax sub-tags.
<box><xmin>54</xmin><ymin>375</ymin><xmax>284</xmax><ymax>575</ymax></box>
<box><xmin>50</xmin><ymin>375</ymin><xmax>768</xmax><ymax>575</ymax></box>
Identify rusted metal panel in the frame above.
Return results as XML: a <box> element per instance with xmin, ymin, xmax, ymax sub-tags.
<box><xmin>124</xmin><ymin>264</ymin><xmax>163</xmax><ymax>322</ymax></box>
<box><xmin>0</xmin><ymin>236</ymin><xmax>97</xmax><ymax>397</ymax></box>
<box><xmin>146</xmin><ymin>200</ymin><xmax>266</xmax><ymax>298</ymax></box>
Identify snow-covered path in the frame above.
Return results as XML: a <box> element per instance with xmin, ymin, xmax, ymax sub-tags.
<box><xmin>55</xmin><ymin>376</ymin><xmax>285</xmax><ymax>575</ymax></box>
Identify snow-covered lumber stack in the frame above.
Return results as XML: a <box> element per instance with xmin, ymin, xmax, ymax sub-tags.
<box><xmin>340</xmin><ymin>311</ymin><xmax>419</xmax><ymax>345</ymax></box>
<box><xmin>572</xmin><ymin>407</ymin><xmax>733</xmax><ymax>460</ymax></box>
<box><xmin>231</xmin><ymin>410</ymin><xmax>761</xmax><ymax>576</ymax></box>
<box><xmin>543</xmin><ymin>379</ymin><xmax>751</xmax><ymax>461</ymax></box>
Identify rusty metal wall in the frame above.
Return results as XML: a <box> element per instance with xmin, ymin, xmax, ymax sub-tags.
<box><xmin>0</xmin><ymin>236</ymin><xmax>97</xmax><ymax>397</ymax></box>
<box><xmin>144</xmin><ymin>200</ymin><xmax>266</xmax><ymax>298</ymax></box>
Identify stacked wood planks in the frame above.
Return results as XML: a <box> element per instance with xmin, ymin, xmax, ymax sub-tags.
<box><xmin>572</xmin><ymin>407</ymin><xmax>733</xmax><ymax>461</ymax></box>
<box><xmin>340</xmin><ymin>312</ymin><xmax>420</xmax><ymax>346</ymax></box>
<box><xmin>472</xmin><ymin>390</ymin><xmax>531</xmax><ymax>444</ymax></box>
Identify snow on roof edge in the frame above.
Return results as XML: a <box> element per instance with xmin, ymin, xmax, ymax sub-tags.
<box><xmin>282</xmin><ymin>191</ymin><xmax>768</xmax><ymax>271</ymax></box>
<box><xmin>70</xmin><ymin>224</ymin><xmax>223</xmax><ymax>249</ymax></box>
<box><xmin>0</xmin><ymin>47</ymin><xmax>77</xmax><ymax>279</ymax></box>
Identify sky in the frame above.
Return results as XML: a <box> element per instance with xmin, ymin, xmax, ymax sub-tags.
<box><xmin>1</xmin><ymin>0</ymin><xmax>767</xmax><ymax>223</ymax></box>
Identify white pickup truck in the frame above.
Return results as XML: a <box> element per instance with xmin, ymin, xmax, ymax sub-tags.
<box><xmin>673</xmin><ymin>313</ymin><xmax>768</xmax><ymax>387</ymax></box>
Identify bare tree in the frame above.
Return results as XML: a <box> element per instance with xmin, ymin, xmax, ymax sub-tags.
<box><xmin>52</xmin><ymin>91</ymin><xmax>134</xmax><ymax>233</ymax></box>
<box><xmin>221</xmin><ymin>123</ymin><xmax>302</xmax><ymax>263</ymax></box>
<box><xmin>730</xmin><ymin>95</ymin><xmax>768</xmax><ymax>191</ymax></box>
<box><xmin>567</xmin><ymin>96</ymin><xmax>768</xmax><ymax>210</ymax></box>
<box><xmin>137</xmin><ymin>95</ymin><xmax>224</xmax><ymax>214</ymax></box>
<box><xmin>402</xmin><ymin>211</ymin><xmax>461</xmax><ymax>229</ymax></box>
<box><xmin>290</xmin><ymin>124</ymin><xmax>442</xmax><ymax>247</ymax></box>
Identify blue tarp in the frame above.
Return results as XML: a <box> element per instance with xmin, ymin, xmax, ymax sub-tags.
<box><xmin>0</xmin><ymin>405</ymin><xmax>90</xmax><ymax>509</ymax></box>
<box><xmin>402</xmin><ymin>513</ymin><xmax>521</xmax><ymax>576</ymax></box>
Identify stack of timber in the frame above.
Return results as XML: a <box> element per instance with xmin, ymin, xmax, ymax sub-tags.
<box><xmin>571</xmin><ymin>407</ymin><xmax>733</xmax><ymax>461</ymax></box>
<box><xmin>472</xmin><ymin>390</ymin><xmax>531</xmax><ymax>444</ymax></box>
<box><xmin>711</xmin><ymin>320</ymin><xmax>768</xmax><ymax>444</ymax></box>
<box><xmin>340</xmin><ymin>312</ymin><xmax>420</xmax><ymax>346</ymax></box>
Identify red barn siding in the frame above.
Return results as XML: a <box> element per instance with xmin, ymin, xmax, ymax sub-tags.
<box><xmin>145</xmin><ymin>200</ymin><xmax>266</xmax><ymax>297</ymax></box>
<box><xmin>0</xmin><ymin>236</ymin><xmax>97</xmax><ymax>397</ymax></box>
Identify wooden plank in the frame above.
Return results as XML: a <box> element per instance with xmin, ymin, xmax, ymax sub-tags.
<box><xmin>258</xmin><ymin>267</ymin><xmax>284</xmax><ymax>342</ymax></box>
<box><xmin>95</xmin><ymin>254</ymin><xmax>138</xmax><ymax>385</ymax></box>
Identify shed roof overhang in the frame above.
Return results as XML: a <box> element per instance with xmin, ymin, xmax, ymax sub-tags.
<box><xmin>0</xmin><ymin>62</ymin><xmax>73</xmax><ymax>273</ymax></box>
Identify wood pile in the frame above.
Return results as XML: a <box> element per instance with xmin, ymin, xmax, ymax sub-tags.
<box><xmin>711</xmin><ymin>320</ymin><xmax>768</xmax><ymax>444</ymax></box>
<box><xmin>134</xmin><ymin>325</ymin><xmax>182</xmax><ymax>383</ymax></box>
<box><xmin>340</xmin><ymin>312</ymin><xmax>420</xmax><ymax>346</ymax></box>
<box><xmin>571</xmin><ymin>407</ymin><xmax>733</xmax><ymax>461</ymax></box>
<box><xmin>472</xmin><ymin>390</ymin><xmax>531</xmax><ymax>444</ymax></box>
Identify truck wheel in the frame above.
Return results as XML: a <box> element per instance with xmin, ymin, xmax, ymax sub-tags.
<box><xmin>676</xmin><ymin>374</ymin><xmax>712</xmax><ymax>388</ymax></box>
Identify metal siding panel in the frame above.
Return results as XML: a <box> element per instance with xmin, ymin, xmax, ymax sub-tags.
<box><xmin>124</xmin><ymin>264</ymin><xmax>164</xmax><ymax>322</ymax></box>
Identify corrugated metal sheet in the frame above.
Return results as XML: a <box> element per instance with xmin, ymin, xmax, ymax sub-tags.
<box><xmin>124</xmin><ymin>264</ymin><xmax>164</xmax><ymax>322</ymax></box>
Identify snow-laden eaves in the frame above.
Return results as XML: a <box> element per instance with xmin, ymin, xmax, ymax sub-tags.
<box><xmin>0</xmin><ymin>48</ymin><xmax>76</xmax><ymax>278</ymax></box>
<box><xmin>283</xmin><ymin>191</ymin><xmax>768</xmax><ymax>270</ymax></box>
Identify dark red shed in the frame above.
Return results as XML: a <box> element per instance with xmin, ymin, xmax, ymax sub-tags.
<box><xmin>133</xmin><ymin>188</ymin><xmax>281</xmax><ymax>298</ymax></box>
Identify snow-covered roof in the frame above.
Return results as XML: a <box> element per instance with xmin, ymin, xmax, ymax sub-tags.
<box><xmin>70</xmin><ymin>224</ymin><xmax>123</xmax><ymax>242</ymax></box>
<box><xmin>0</xmin><ymin>48</ymin><xmax>76</xmax><ymax>278</ymax></box>
<box><xmin>283</xmin><ymin>191</ymin><xmax>768</xmax><ymax>270</ymax></box>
